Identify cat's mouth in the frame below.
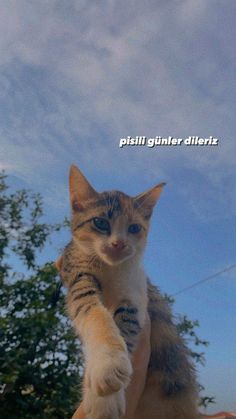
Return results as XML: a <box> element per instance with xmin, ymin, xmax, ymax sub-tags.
<box><xmin>99</xmin><ymin>244</ymin><xmax>134</xmax><ymax>265</ymax></box>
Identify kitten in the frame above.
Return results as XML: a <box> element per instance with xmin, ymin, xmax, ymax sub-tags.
<box><xmin>57</xmin><ymin>165</ymin><xmax>199</xmax><ymax>419</ymax></box>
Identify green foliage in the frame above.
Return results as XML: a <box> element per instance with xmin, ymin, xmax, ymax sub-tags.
<box><xmin>176</xmin><ymin>315</ymin><xmax>208</xmax><ymax>364</ymax></box>
<box><xmin>0</xmin><ymin>173</ymin><xmax>82</xmax><ymax>419</ymax></box>
<box><xmin>164</xmin><ymin>295</ymin><xmax>208</xmax><ymax>363</ymax></box>
<box><xmin>164</xmin><ymin>296</ymin><xmax>214</xmax><ymax>407</ymax></box>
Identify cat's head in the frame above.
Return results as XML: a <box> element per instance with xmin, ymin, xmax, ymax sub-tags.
<box><xmin>69</xmin><ymin>165</ymin><xmax>165</xmax><ymax>266</ymax></box>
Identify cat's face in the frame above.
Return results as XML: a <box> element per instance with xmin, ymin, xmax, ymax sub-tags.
<box><xmin>71</xmin><ymin>191</ymin><xmax>149</xmax><ymax>266</ymax></box>
<box><xmin>69</xmin><ymin>165</ymin><xmax>165</xmax><ymax>266</ymax></box>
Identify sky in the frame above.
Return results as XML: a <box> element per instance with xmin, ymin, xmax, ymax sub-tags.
<box><xmin>0</xmin><ymin>0</ymin><xmax>236</xmax><ymax>414</ymax></box>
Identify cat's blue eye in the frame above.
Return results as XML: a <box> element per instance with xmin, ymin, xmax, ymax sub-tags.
<box><xmin>93</xmin><ymin>217</ymin><xmax>110</xmax><ymax>233</ymax></box>
<box><xmin>128</xmin><ymin>224</ymin><xmax>142</xmax><ymax>234</ymax></box>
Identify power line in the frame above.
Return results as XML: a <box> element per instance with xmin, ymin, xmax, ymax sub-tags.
<box><xmin>171</xmin><ymin>264</ymin><xmax>236</xmax><ymax>297</ymax></box>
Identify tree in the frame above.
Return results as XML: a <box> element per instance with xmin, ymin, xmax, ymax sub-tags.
<box><xmin>0</xmin><ymin>173</ymin><xmax>214</xmax><ymax>418</ymax></box>
<box><xmin>0</xmin><ymin>173</ymin><xmax>82</xmax><ymax>419</ymax></box>
<box><xmin>166</xmin><ymin>297</ymin><xmax>216</xmax><ymax>408</ymax></box>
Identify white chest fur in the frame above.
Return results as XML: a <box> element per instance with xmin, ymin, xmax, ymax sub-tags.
<box><xmin>99</xmin><ymin>258</ymin><xmax>148</xmax><ymax>328</ymax></box>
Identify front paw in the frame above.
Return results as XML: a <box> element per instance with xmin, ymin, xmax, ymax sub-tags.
<box><xmin>86</xmin><ymin>346</ymin><xmax>132</xmax><ymax>396</ymax></box>
<box><xmin>84</xmin><ymin>388</ymin><xmax>125</xmax><ymax>419</ymax></box>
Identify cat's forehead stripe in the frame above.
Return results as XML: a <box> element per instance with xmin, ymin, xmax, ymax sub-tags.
<box><xmin>87</xmin><ymin>191</ymin><xmax>133</xmax><ymax>218</ymax></box>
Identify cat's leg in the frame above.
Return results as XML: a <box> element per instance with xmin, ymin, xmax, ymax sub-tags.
<box><xmin>136</xmin><ymin>282</ymin><xmax>199</xmax><ymax>419</ymax></box>
<box><xmin>113</xmin><ymin>302</ymin><xmax>142</xmax><ymax>354</ymax></box>
<box><xmin>66</xmin><ymin>272</ymin><xmax>132</xmax><ymax>419</ymax></box>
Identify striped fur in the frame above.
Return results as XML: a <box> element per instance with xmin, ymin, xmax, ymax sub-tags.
<box><xmin>114</xmin><ymin>304</ymin><xmax>141</xmax><ymax>354</ymax></box>
<box><xmin>58</xmin><ymin>165</ymin><xmax>199</xmax><ymax>419</ymax></box>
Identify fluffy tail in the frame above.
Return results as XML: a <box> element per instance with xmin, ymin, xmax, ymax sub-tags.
<box><xmin>136</xmin><ymin>282</ymin><xmax>200</xmax><ymax>419</ymax></box>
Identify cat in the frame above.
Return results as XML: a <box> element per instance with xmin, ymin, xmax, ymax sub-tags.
<box><xmin>57</xmin><ymin>164</ymin><xmax>199</xmax><ymax>419</ymax></box>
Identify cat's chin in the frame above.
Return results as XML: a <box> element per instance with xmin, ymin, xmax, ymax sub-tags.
<box><xmin>103</xmin><ymin>259</ymin><xmax>129</xmax><ymax>267</ymax></box>
<box><xmin>98</xmin><ymin>252</ymin><xmax>134</xmax><ymax>267</ymax></box>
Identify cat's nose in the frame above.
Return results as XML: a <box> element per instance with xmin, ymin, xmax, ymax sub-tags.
<box><xmin>111</xmin><ymin>239</ymin><xmax>126</xmax><ymax>250</ymax></box>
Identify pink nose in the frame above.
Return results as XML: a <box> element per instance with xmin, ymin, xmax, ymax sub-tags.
<box><xmin>111</xmin><ymin>239</ymin><xmax>126</xmax><ymax>250</ymax></box>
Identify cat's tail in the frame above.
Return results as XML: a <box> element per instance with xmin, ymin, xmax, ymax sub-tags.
<box><xmin>136</xmin><ymin>281</ymin><xmax>200</xmax><ymax>419</ymax></box>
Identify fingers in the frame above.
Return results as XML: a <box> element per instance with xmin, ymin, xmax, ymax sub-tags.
<box><xmin>71</xmin><ymin>403</ymin><xmax>85</xmax><ymax>419</ymax></box>
<box><xmin>55</xmin><ymin>255</ymin><xmax>63</xmax><ymax>271</ymax></box>
<box><xmin>124</xmin><ymin>313</ymin><xmax>151</xmax><ymax>419</ymax></box>
<box><xmin>132</xmin><ymin>313</ymin><xmax>151</xmax><ymax>368</ymax></box>
<box><xmin>70</xmin><ymin>312</ymin><xmax>150</xmax><ymax>419</ymax></box>
<box><xmin>71</xmin><ymin>315</ymin><xmax>151</xmax><ymax>419</ymax></box>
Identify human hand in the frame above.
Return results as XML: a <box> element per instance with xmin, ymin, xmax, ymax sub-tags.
<box><xmin>71</xmin><ymin>315</ymin><xmax>151</xmax><ymax>419</ymax></box>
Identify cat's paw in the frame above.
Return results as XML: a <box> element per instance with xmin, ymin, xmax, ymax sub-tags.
<box><xmin>84</xmin><ymin>388</ymin><xmax>125</xmax><ymax>419</ymax></box>
<box><xmin>86</xmin><ymin>346</ymin><xmax>132</xmax><ymax>396</ymax></box>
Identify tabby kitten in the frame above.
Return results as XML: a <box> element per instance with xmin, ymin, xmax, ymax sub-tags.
<box><xmin>57</xmin><ymin>165</ymin><xmax>199</xmax><ymax>419</ymax></box>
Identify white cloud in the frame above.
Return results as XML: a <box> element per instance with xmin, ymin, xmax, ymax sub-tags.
<box><xmin>0</xmin><ymin>0</ymin><xmax>235</xmax><ymax>218</ymax></box>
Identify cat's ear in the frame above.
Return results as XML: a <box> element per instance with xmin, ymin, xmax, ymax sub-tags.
<box><xmin>133</xmin><ymin>182</ymin><xmax>166</xmax><ymax>217</ymax></box>
<box><xmin>69</xmin><ymin>165</ymin><xmax>99</xmax><ymax>211</ymax></box>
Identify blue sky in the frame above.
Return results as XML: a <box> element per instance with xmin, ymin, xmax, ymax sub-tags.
<box><xmin>0</xmin><ymin>0</ymin><xmax>235</xmax><ymax>414</ymax></box>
